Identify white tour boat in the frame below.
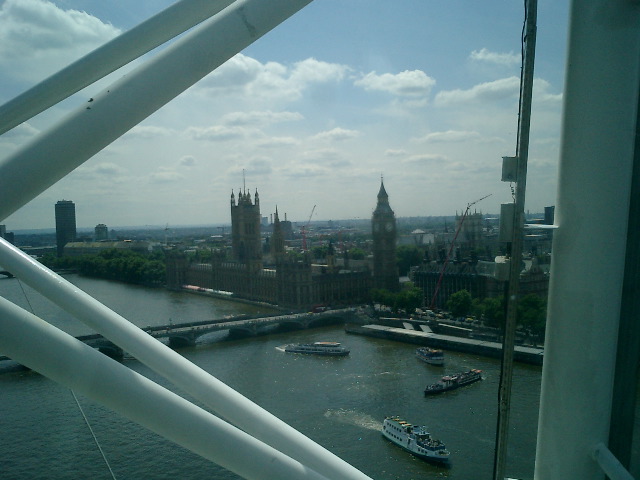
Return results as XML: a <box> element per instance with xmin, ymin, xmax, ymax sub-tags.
<box><xmin>415</xmin><ymin>346</ymin><xmax>445</xmax><ymax>366</ymax></box>
<box><xmin>381</xmin><ymin>416</ymin><xmax>450</xmax><ymax>465</ymax></box>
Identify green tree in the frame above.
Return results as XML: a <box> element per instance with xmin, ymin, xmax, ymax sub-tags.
<box><xmin>479</xmin><ymin>297</ymin><xmax>505</xmax><ymax>328</ymax></box>
<box><xmin>397</xmin><ymin>287</ymin><xmax>424</xmax><ymax>314</ymax></box>
<box><xmin>42</xmin><ymin>248</ymin><xmax>167</xmax><ymax>286</ymax></box>
<box><xmin>349</xmin><ymin>247</ymin><xmax>366</xmax><ymax>260</ymax></box>
<box><xmin>517</xmin><ymin>293</ymin><xmax>547</xmax><ymax>342</ymax></box>
<box><xmin>446</xmin><ymin>289</ymin><xmax>472</xmax><ymax>317</ymax></box>
<box><xmin>396</xmin><ymin>245</ymin><xmax>423</xmax><ymax>276</ymax></box>
<box><xmin>311</xmin><ymin>245</ymin><xmax>329</xmax><ymax>260</ymax></box>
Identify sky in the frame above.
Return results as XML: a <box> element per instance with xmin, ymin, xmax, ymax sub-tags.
<box><xmin>0</xmin><ymin>0</ymin><xmax>569</xmax><ymax>230</ymax></box>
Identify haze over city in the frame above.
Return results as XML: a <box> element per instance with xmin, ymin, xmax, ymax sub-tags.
<box><xmin>0</xmin><ymin>0</ymin><xmax>568</xmax><ymax>230</ymax></box>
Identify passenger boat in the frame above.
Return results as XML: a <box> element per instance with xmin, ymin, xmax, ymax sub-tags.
<box><xmin>424</xmin><ymin>369</ymin><xmax>483</xmax><ymax>395</ymax></box>
<box><xmin>381</xmin><ymin>416</ymin><xmax>450</xmax><ymax>465</ymax></box>
<box><xmin>283</xmin><ymin>342</ymin><xmax>350</xmax><ymax>356</ymax></box>
<box><xmin>415</xmin><ymin>346</ymin><xmax>444</xmax><ymax>366</ymax></box>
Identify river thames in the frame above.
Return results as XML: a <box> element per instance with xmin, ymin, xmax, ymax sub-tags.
<box><xmin>0</xmin><ymin>274</ymin><xmax>543</xmax><ymax>479</ymax></box>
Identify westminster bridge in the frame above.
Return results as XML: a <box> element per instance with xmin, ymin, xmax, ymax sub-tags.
<box><xmin>73</xmin><ymin>308</ymin><xmax>359</xmax><ymax>359</ymax></box>
<box><xmin>0</xmin><ymin>309</ymin><xmax>360</xmax><ymax>363</ymax></box>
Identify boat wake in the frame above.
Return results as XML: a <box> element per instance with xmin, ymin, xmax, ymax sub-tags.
<box><xmin>323</xmin><ymin>408</ymin><xmax>382</xmax><ymax>431</ymax></box>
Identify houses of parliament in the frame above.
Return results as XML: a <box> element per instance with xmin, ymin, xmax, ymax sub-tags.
<box><xmin>166</xmin><ymin>181</ymin><xmax>399</xmax><ymax>309</ymax></box>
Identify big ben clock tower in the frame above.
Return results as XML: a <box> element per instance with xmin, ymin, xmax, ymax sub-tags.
<box><xmin>372</xmin><ymin>179</ymin><xmax>399</xmax><ymax>291</ymax></box>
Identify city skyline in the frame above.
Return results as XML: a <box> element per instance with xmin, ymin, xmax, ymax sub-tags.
<box><xmin>0</xmin><ymin>0</ymin><xmax>568</xmax><ymax>230</ymax></box>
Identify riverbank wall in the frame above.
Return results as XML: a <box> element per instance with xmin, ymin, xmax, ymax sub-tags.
<box><xmin>345</xmin><ymin>323</ymin><xmax>544</xmax><ymax>366</ymax></box>
<box><xmin>177</xmin><ymin>286</ymin><xmax>286</xmax><ymax>312</ymax></box>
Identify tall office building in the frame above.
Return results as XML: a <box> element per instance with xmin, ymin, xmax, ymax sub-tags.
<box><xmin>55</xmin><ymin>200</ymin><xmax>76</xmax><ymax>256</ymax></box>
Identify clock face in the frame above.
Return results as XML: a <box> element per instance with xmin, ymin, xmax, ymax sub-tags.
<box><xmin>385</xmin><ymin>222</ymin><xmax>393</xmax><ymax>232</ymax></box>
<box><xmin>373</xmin><ymin>223</ymin><xmax>380</xmax><ymax>232</ymax></box>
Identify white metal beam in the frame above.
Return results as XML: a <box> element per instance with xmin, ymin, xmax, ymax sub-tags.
<box><xmin>0</xmin><ymin>238</ymin><xmax>372</xmax><ymax>480</ymax></box>
<box><xmin>0</xmin><ymin>296</ymin><xmax>331</xmax><ymax>480</ymax></box>
<box><xmin>534</xmin><ymin>0</ymin><xmax>640</xmax><ymax>478</ymax></box>
<box><xmin>0</xmin><ymin>0</ymin><xmax>236</xmax><ymax>135</ymax></box>
<box><xmin>0</xmin><ymin>0</ymin><xmax>312</xmax><ymax>223</ymax></box>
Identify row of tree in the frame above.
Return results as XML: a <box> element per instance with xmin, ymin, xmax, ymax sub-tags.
<box><xmin>370</xmin><ymin>287</ymin><xmax>424</xmax><ymax>314</ymax></box>
<box><xmin>446</xmin><ymin>289</ymin><xmax>547</xmax><ymax>338</ymax></box>
<box><xmin>40</xmin><ymin>249</ymin><xmax>166</xmax><ymax>286</ymax></box>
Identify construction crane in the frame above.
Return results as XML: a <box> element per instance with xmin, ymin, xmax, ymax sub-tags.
<box><xmin>429</xmin><ymin>194</ymin><xmax>492</xmax><ymax>310</ymax></box>
<box><xmin>301</xmin><ymin>205</ymin><xmax>316</xmax><ymax>251</ymax></box>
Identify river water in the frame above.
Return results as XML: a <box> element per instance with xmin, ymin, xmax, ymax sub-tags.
<box><xmin>0</xmin><ymin>274</ymin><xmax>542</xmax><ymax>479</ymax></box>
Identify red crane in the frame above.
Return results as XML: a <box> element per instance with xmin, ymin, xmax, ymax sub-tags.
<box><xmin>429</xmin><ymin>194</ymin><xmax>491</xmax><ymax>310</ymax></box>
<box><xmin>301</xmin><ymin>204</ymin><xmax>316</xmax><ymax>251</ymax></box>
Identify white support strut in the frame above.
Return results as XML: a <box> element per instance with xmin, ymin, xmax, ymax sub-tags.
<box><xmin>0</xmin><ymin>296</ymin><xmax>330</xmax><ymax>480</ymax></box>
<box><xmin>0</xmin><ymin>238</ymin><xmax>372</xmax><ymax>480</ymax></box>
<box><xmin>0</xmin><ymin>0</ymin><xmax>313</xmax><ymax>223</ymax></box>
<box><xmin>0</xmin><ymin>0</ymin><xmax>236</xmax><ymax>135</ymax></box>
<box><xmin>534</xmin><ymin>0</ymin><xmax>640</xmax><ymax>479</ymax></box>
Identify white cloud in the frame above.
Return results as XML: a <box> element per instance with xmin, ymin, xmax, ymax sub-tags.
<box><xmin>402</xmin><ymin>154</ymin><xmax>448</xmax><ymax>166</ymax></box>
<box><xmin>185</xmin><ymin>125</ymin><xmax>247</xmax><ymax>141</ymax></box>
<box><xmin>179</xmin><ymin>156</ymin><xmax>196</xmax><ymax>167</ymax></box>
<box><xmin>198</xmin><ymin>54</ymin><xmax>349</xmax><ymax>103</ymax></box>
<box><xmin>470</xmin><ymin>48</ymin><xmax>520</xmax><ymax>67</ymax></box>
<box><xmin>73</xmin><ymin>162</ymin><xmax>127</xmax><ymax>181</ymax></box>
<box><xmin>282</xmin><ymin>162</ymin><xmax>331</xmax><ymax>179</ymax></box>
<box><xmin>125</xmin><ymin>126</ymin><xmax>175</xmax><ymax>139</ymax></box>
<box><xmin>385</xmin><ymin>149</ymin><xmax>408</xmax><ymax>157</ymax></box>
<box><xmin>291</xmin><ymin>57</ymin><xmax>349</xmax><ymax>84</ymax></box>
<box><xmin>300</xmin><ymin>148</ymin><xmax>351</xmax><ymax>168</ymax></box>
<box><xmin>149</xmin><ymin>169</ymin><xmax>184</xmax><ymax>184</ymax></box>
<box><xmin>312</xmin><ymin>127</ymin><xmax>360</xmax><ymax>142</ymax></box>
<box><xmin>533</xmin><ymin>78</ymin><xmax>563</xmax><ymax>105</ymax></box>
<box><xmin>354</xmin><ymin>70</ymin><xmax>436</xmax><ymax>97</ymax></box>
<box><xmin>221</xmin><ymin>110</ymin><xmax>303</xmax><ymax>126</ymax></box>
<box><xmin>0</xmin><ymin>0</ymin><xmax>120</xmax><ymax>82</ymax></box>
<box><xmin>227</xmin><ymin>156</ymin><xmax>273</xmax><ymax>176</ymax></box>
<box><xmin>0</xmin><ymin>122</ymin><xmax>39</xmax><ymax>141</ymax></box>
<box><xmin>414</xmin><ymin>130</ymin><xmax>482</xmax><ymax>143</ymax></box>
<box><xmin>434</xmin><ymin>76</ymin><xmax>520</xmax><ymax>106</ymax></box>
<box><xmin>256</xmin><ymin>136</ymin><xmax>299</xmax><ymax>148</ymax></box>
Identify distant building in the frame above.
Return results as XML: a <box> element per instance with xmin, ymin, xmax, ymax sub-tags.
<box><xmin>95</xmin><ymin>224</ymin><xmax>109</xmax><ymax>241</ymax></box>
<box><xmin>63</xmin><ymin>240</ymin><xmax>150</xmax><ymax>257</ymax></box>
<box><xmin>269</xmin><ymin>208</ymin><xmax>285</xmax><ymax>257</ymax></box>
<box><xmin>398</xmin><ymin>229</ymin><xmax>435</xmax><ymax>246</ymax></box>
<box><xmin>0</xmin><ymin>225</ymin><xmax>13</xmax><ymax>244</ymax></box>
<box><xmin>166</xmin><ymin>185</ymin><xmax>399</xmax><ymax>309</ymax></box>
<box><xmin>55</xmin><ymin>200</ymin><xmax>76</xmax><ymax>256</ymax></box>
<box><xmin>280</xmin><ymin>218</ymin><xmax>294</xmax><ymax>240</ymax></box>
<box><xmin>411</xmin><ymin>259</ymin><xmax>549</xmax><ymax>309</ymax></box>
<box><xmin>456</xmin><ymin>211</ymin><xmax>484</xmax><ymax>249</ymax></box>
<box><xmin>544</xmin><ymin>206</ymin><xmax>555</xmax><ymax>225</ymax></box>
<box><xmin>230</xmin><ymin>189</ymin><xmax>262</xmax><ymax>272</ymax></box>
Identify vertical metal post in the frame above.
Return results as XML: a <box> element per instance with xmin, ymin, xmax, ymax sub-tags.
<box><xmin>535</xmin><ymin>0</ymin><xmax>640</xmax><ymax>478</ymax></box>
<box><xmin>607</xmin><ymin>78</ymin><xmax>640</xmax><ymax>468</ymax></box>
<box><xmin>493</xmin><ymin>1</ymin><xmax>537</xmax><ymax>479</ymax></box>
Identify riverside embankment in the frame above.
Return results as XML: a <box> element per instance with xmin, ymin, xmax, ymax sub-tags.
<box><xmin>346</xmin><ymin>317</ymin><xmax>544</xmax><ymax>366</ymax></box>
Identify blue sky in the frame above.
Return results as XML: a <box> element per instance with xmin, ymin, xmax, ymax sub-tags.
<box><xmin>0</xmin><ymin>0</ymin><xmax>569</xmax><ymax>230</ymax></box>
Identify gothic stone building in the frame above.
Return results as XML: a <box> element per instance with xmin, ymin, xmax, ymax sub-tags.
<box><xmin>411</xmin><ymin>258</ymin><xmax>549</xmax><ymax>309</ymax></box>
<box><xmin>167</xmin><ymin>186</ymin><xmax>396</xmax><ymax>309</ymax></box>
